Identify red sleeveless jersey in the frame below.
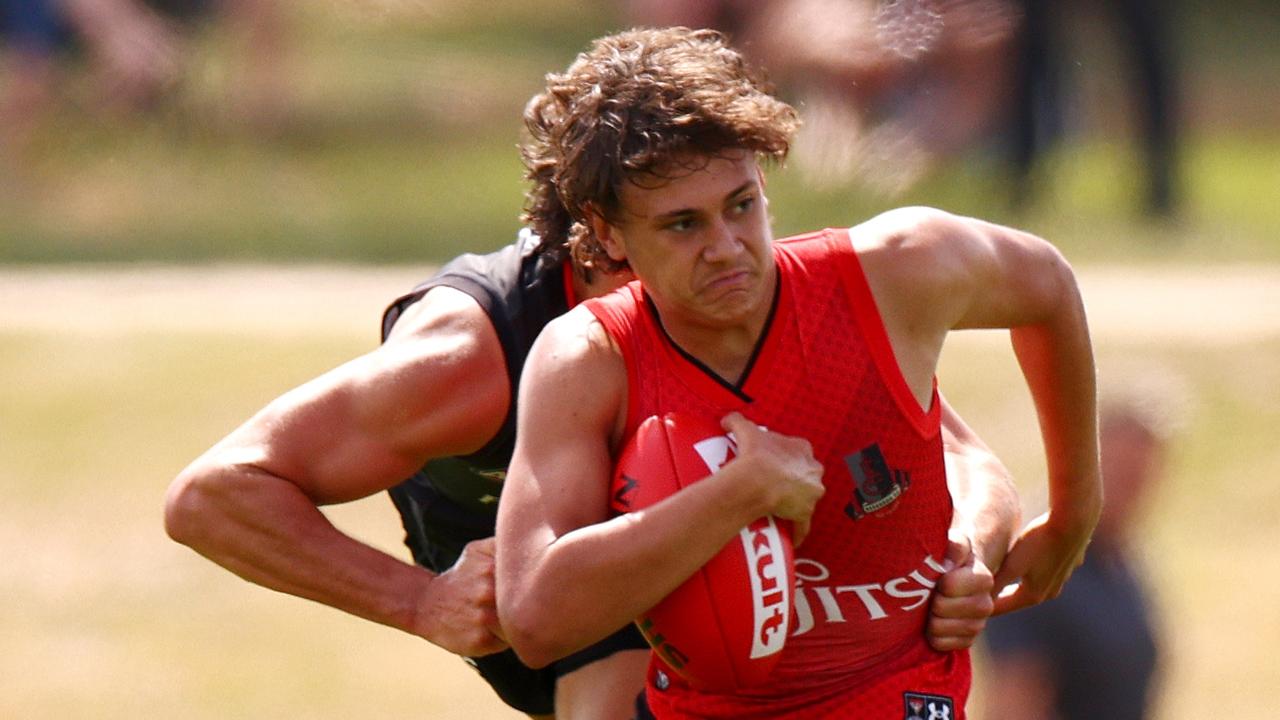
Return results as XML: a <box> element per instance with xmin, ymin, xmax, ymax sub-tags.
<box><xmin>585</xmin><ymin>228</ymin><xmax>969</xmax><ymax>719</ymax></box>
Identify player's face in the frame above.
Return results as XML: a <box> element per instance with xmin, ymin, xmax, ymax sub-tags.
<box><xmin>598</xmin><ymin>151</ymin><xmax>775</xmax><ymax>329</ymax></box>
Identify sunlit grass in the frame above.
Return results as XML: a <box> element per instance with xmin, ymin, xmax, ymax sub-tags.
<box><xmin>2</xmin><ymin>271</ymin><xmax>1277</xmax><ymax>719</ymax></box>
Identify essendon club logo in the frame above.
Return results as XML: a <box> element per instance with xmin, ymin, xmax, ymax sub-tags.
<box><xmin>904</xmin><ymin>692</ymin><xmax>954</xmax><ymax>719</ymax></box>
<box><xmin>843</xmin><ymin>443</ymin><xmax>910</xmax><ymax>520</ymax></box>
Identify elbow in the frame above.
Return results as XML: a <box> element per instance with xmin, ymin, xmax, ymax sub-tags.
<box><xmin>163</xmin><ymin>464</ymin><xmax>217</xmax><ymax>548</ymax></box>
<box><xmin>497</xmin><ymin>586</ymin><xmax>574</xmax><ymax>669</ymax></box>
<box><xmin>507</xmin><ymin>635</ymin><xmax>559</xmax><ymax>670</ymax></box>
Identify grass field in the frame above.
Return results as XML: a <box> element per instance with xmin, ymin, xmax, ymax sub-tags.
<box><xmin>2</xmin><ymin>265</ymin><xmax>1277</xmax><ymax>719</ymax></box>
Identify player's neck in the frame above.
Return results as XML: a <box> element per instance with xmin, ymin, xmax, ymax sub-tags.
<box><xmin>651</xmin><ymin>268</ymin><xmax>778</xmax><ymax>386</ymax></box>
<box><xmin>573</xmin><ymin>264</ymin><xmax>634</xmax><ymax>303</ymax></box>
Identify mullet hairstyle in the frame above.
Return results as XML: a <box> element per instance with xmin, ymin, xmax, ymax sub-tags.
<box><xmin>519</xmin><ymin>26</ymin><xmax>800</xmax><ymax>273</ymax></box>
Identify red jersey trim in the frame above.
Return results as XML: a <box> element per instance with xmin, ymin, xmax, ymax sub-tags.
<box><xmin>825</xmin><ymin>228</ymin><xmax>942</xmax><ymax>439</ymax></box>
<box><xmin>562</xmin><ymin>261</ymin><xmax>579</xmax><ymax>309</ymax></box>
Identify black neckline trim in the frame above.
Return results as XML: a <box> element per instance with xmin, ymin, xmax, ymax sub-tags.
<box><xmin>641</xmin><ymin>273</ymin><xmax>782</xmax><ymax>404</ymax></box>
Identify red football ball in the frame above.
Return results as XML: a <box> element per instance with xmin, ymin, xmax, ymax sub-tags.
<box><xmin>610</xmin><ymin>412</ymin><xmax>795</xmax><ymax>690</ymax></box>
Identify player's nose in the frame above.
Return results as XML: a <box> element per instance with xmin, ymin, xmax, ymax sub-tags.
<box><xmin>702</xmin><ymin>218</ymin><xmax>743</xmax><ymax>262</ymax></box>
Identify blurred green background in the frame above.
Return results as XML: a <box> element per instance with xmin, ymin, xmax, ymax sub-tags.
<box><xmin>2</xmin><ymin>0</ymin><xmax>1277</xmax><ymax>265</ymax></box>
<box><xmin>2</xmin><ymin>1</ymin><xmax>1278</xmax><ymax>719</ymax></box>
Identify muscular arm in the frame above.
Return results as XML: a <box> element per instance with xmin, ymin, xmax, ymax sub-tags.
<box><xmin>164</xmin><ymin>287</ymin><xmax>510</xmax><ymax>656</ymax></box>
<box><xmin>856</xmin><ymin>207</ymin><xmax>1101</xmax><ymax>615</ymax></box>
<box><xmin>496</xmin><ymin>309</ymin><xmax>823</xmax><ymax>668</ymax></box>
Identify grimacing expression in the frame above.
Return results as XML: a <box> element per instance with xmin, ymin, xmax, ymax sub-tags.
<box><xmin>595</xmin><ymin>151</ymin><xmax>776</xmax><ymax>329</ymax></box>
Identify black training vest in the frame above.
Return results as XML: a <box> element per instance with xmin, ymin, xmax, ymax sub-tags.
<box><xmin>382</xmin><ymin>230</ymin><xmax>569</xmax><ymax>570</ymax></box>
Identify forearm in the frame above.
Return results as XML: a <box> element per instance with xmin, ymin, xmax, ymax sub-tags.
<box><xmin>946</xmin><ymin>445</ymin><xmax>1020</xmax><ymax>573</ymax></box>
<box><xmin>499</xmin><ymin>465</ymin><xmax>766</xmax><ymax>667</ymax></box>
<box><xmin>165</xmin><ymin>463</ymin><xmax>429</xmax><ymax>636</ymax></box>
<box><xmin>1009</xmin><ymin>280</ymin><xmax>1102</xmax><ymax>525</ymax></box>
<box><xmin>941</xmin><ymin>398</ymin><xmax>1020</xmax><ymax>571</ymax></box>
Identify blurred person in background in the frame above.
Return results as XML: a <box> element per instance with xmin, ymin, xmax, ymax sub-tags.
<box><xmin>625</xmin><ymin>0</ymin><xmax>1180</xmax><ymax>214</ymax></box>
<box><xmin>624</xmin><ymin>0</ymin><xmax>1024</xmax><ymax>193</ymax></box>
<box><xmin>62</xmin><ymin>0</ymin><xmax>287</xmax><ymax>122</ymax></box>
<box><xmin>1008</xmin><ymin>0</ymin><xmax>1180</xmax><ymax>216</ymax></box>
<box><xmin>0</xmin><ymin>0</ymin><xmax>68</xmax><ymax>189</ymax></box>
<box><xmin>981</xmin><ymin>378</ymin><xmax>1183</xmax><ymax>719</ymax></box>
<box><xmin>0</xmin><ymin>0</ymin><xmax>284</xmax><ymax>193</ymax></box>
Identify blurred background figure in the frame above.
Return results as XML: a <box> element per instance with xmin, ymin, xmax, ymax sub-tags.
<box><xmin>0</xmin><ymin>0</ymin><xmax>68</xmax><ymax>189</ymax></box>
<box><xmin>625</xmin><ymin>0</ymin><xmax>1180</xmax><ymax>214</ymax></box>
<box><xmin>980</xmin><ymin>374</ymin><xmax>1188</xmax><ymax>720</ymax></box>
<box><xmin>625</xmin><ymin>0</ymin><xmax>1022</xmax><ymax>194</ymax></box>
<box><xmin>0</xmin><ymin>0</ymin><xmax>285</xmax><ymax>195</ymax></box>
<box><xmin>1009</xmin><ymin>0</ymin><xmax>1180</xmax><ymax>216</ymax></box>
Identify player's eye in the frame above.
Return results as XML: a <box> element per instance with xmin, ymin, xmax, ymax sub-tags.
<box><xmin>732</xmin><ymin>196</ymin><xmax>755</xmax><ymax>214</ymax></box>
<box><xmin>665</xmin><ymin>217</ymin><xmax>697</xmax><ymax>233</ymax></box>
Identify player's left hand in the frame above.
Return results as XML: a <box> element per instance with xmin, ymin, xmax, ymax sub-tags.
<box><xmin>926</xmin><ymin>529</ymin><xmax>995</xmax><ymax>652</ymax></box>
<box><xmin>991</xmin><ymin>508</ymin><xmax>1095</xmax><ymax>615</ymax></box>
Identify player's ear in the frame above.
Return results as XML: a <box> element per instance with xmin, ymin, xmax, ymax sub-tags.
<box><xmin>587</xmin><ymin>206</ymin><xmax>628</xmax><ymax>263</ymax></box>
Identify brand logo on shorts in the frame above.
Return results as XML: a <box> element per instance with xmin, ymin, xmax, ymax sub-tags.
<box><xmin>844</xmin><ymin>443</ymin><xmax>910</xmax><ymax>520</ymax></box>
<box><xmin>904</xmin><ymin>692</ymin><xmax>954</xmax><ymax>720</ymax></box>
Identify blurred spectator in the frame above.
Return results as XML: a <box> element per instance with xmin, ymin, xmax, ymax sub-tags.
<box><xmin>1009</xmin><ymin>0</ymin><xmax>1180</xmax><ymax>216</ymax></box>
<box><xmin>61</xmin><ymin>0</ymin><xmax>185</xmax><ymax>111</ymax></box>
<box><xmin>625</xmin><ymin>0</ymin><xmax>1180</xmax><ymax>213</ymax></box>
<box><xmin>624</xmin><ymin>0</ymin><xmax>1023</xmax><ymax>192</ymax></box>
<box><xmin>0</xmin><ymin>0</ymin><xmax>66</xmax><ymax>186</ymax></box>
<box><xmin>980</xmin><ymin>379</ymin><xmax>1186</xmax><ymax>720</ymax></box>
<box><xmin>1</xmin><ymin>0</ymin><xmax>285</xmax><ymax>192</ymax></box>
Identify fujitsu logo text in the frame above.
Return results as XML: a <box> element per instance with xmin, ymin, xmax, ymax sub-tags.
<box><xmin>790</xmin><ymin>555</ymin><xmax>947</xmax><ymax>636</ymax></box>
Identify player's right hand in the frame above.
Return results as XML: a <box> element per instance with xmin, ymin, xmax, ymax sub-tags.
<box><xmin>721</xmin><ymin>412</ymin><xmax>825</xmax><ymax>546</ymax></box>
<box><xmin>413</xmin><ymin>537</ymin><xmax>509</xmax><ymax>657</ymax></box>
<box><xmin>926</xmin><ymin>529</ymin><xmax>996</xmax><ymax>651</ymax></box>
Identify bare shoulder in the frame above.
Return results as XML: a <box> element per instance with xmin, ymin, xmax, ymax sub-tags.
<box><xmin>848</xmin><ymin>206</ymin><xmax>978</xmax><ymax>273</ymax></box>
<box><xmin>529</xmin><ymin>304</ymin><xmax>620</xmax><ymax>365</ymax></box>
<box><xmin>365</xmin><ymin>286</ymin><xmax>510</xmax><ymax>455</ymax></box>
<box><xmin>385</xmin><ymin>285</ymin><xmax>501</xmax><ymax>348</ymax></box>
<box><xmin>847</xmin><ymin>206</ymin><xmax>1073</xmax><ymax>332</ymax></box>
<box><xmin>845</xmin><ymin>207</ymin><xmax>979</xmax><ymax>325</ymax></box>
<box><xmin>373</xmin><ymin>281</ymin><xmax>506</xmax><ymax>430</ymax></box>
<box><xmin>192</xmin><ymin>286</ymin><xmax>512</xmax><ymax>505</ymax></box>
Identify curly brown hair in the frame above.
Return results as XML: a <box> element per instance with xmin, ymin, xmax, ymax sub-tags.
<box><xmin>519</xmin><ymin>27</ymin><xmax>800</xmax><ymax>274</ymax></box>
